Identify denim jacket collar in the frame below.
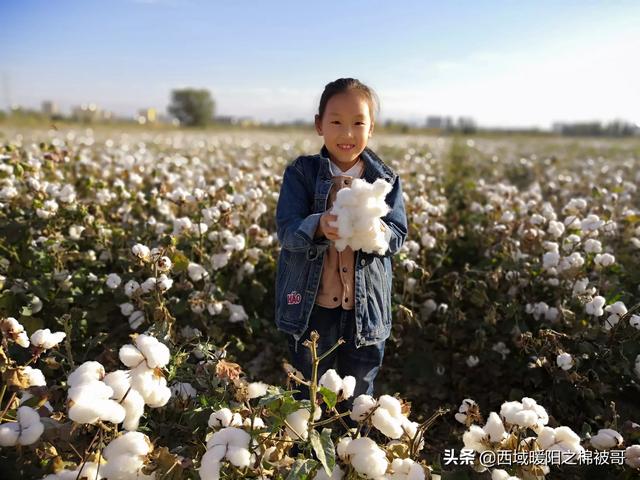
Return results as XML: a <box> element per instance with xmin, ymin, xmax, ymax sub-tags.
<box><xmin>319</xmin><ymin>145</ymin><xmax>396</xmax><ymax>183</ymax></box>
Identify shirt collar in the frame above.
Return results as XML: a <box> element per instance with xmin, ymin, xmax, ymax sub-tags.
<box><xmin>329</xmin><ymin>157</ymin><xmax>364</xmax><ymax>177</ymax></box>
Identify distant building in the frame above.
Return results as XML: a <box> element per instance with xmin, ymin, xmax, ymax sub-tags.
<box><xmin>71</xmin><ymin>103</ymin><xmax>111</xmax><ymax>123</ymax></box>
<box><xmin>426</xmin><ymin>115</ymin><xmax>453</xmax><ymax>129</ymax></box>
<box><xmin>137</xmin><ymin>108</ymin><xmax>157</xmax><ymax>124</ymax></box>
<box><xmin>41</xmin><ymin>101</ymin><xmax>58</xmax><ymax>116</ymax></box>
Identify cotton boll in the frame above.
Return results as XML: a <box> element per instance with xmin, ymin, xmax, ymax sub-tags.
<box><xmin>463</xmin><ymin>425</ymin><xmax>488</xmax><ymax>452</ymax></box>
<box><xmin>128</xmin><ymin>310</ymin><xmax>145</xmax><ymax>329</ymax></box>
<box><xmin>199</xmin><ymin>448</ymin><xmax>223</xmax><ymax>480</ymax></box>
<box><xmin>247</xmin><ymin>381</ymin><xmax>269</xmax><ymax>399</ymax></box>
<box><xmin>226</xmin><ymin>445</ymin><xmax>252</xmax><ymax>468</ymax></box>
<box><xmin>483</xmin><ymin>412</ymin><xmax>508</xmax><ymax>443</ymax></box>
<box><xmin>124</xmin><ymin>280</ymin><xmax>141</xmax><ymax>297</ymax></box>
<box><xmin>285</xmin><ymin>409</ymin><xmax>311</xmax><ymax>440</ymax></box>
<box><xmin>104</xmin><ymin>371</ymin><xmax>145</xmax><ymax>431</ymax></box>
<box><xmin>208</xmin><ymin>408</ymin><xmax>242</xmax><ymax>428</ymax></box>
<box><xmin>390</xmin><ymin>458</ymin><xmax>425</xmax><ymax>480</ymax></box>
<box><xmin>319</xmin><ymin>369</ymin><xmax>343</xmax><ymax>395</ymax></box>
<box><xmin>119</xmin><ymin>344</ymin><xmax>145</xmax><ymax>368</ymax></box>
<box><xmin>134</xmin><ymin>334</ymin><xmax>171</xmax><ymax>369</ymax></box>
<box><xmin>336</xmin><ymin>436</ymin><xmax>352</xmax><ymax>461</ymax></box>
<box><xmin>372</xmin><ymin>406</ymin><xmax>404</xmax><ymax>439</ymax></box>
<box><xmin>188</xmin><ymin>262</ymin><xmax>209</xmax><ymax>282</ymax></box>
<box><xmin>557</xmin><ymin>353</ymin><xmax>574</xmax><ymax>371</ymax></box>
<box><xmin>30</xmin><ymin>328</ymin><xmax>66</xmax><ymax>350</ymax></box>
<box><xmin>491</xmin><ymin>469</ymin><xmax>520</xmax><ymax>480</ymax></box>
<box><xmin>67</xmin><ymin>361</ymin><xmax>105</xmax><ymax>386</ymax></box>
<box><xmin>590</xmin><ymin>428</ymin><xmax>623</xmax><ymax>450</ymax></box>
<box><xmin>0</xmin><ymin>422</ymin><xmax>20</xmax><ymax>447</ymax></box>
<box><xmin>23</xmin><ymin>366</ymin><xmax>46</xmax><ymax>387</ymax></box>
<box><xmin>106</xmin><ymin>273</ymin><xmax>122</xmax><ymax>289</ymax></box>
<box><xmin>625</xmin><ymin>444</ymin><xmax>640</xmax><ymax>468</ymax></box>
<box><xmin>103</xmin><ymin>431</ymin><xmax>153</xmax><ymax>460</ymax></box>
<box><xmin>345</xmin><ymin>437</ymin><xmax>389</xmax><ymax>478</ymax></box>
<box><xmin>341</xmin><ymin>376</ymin><xmax>356</xmax><ymax>400</ymax></box>
<box><xmin>170</xmin><ymin>382</ymin><xmax>197</xmax><ymax>401</ymax></box>
<box><xmin>350</xmin><ymin>394</ymin><xmax>377</xmax><ymax>421</ymax></box>
<box><xmin>314</xmin><ymin>465</ymin><xmax>344</xmax><ymax>480</ymax></box>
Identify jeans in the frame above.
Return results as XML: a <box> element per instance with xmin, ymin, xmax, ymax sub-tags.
<box><xmin>287</xmin><ymin>303</ymin><xmax>386</xmax><ymax>413</ymax></box>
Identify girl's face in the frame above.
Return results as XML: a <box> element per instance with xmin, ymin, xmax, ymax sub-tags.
<box><xmin>315</xmin><ymin>90</ymin><xmax>374</xmax><ymax>168</ymax></box>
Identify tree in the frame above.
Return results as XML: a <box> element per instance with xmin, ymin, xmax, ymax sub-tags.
<box><xmin>168</xmin><ymin>88</ymin><xmax>215</xmax><ymax>127</ymax></box>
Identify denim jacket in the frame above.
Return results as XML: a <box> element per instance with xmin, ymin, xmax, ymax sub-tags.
<box><xmin>275</xmin><ymin>145</ymin><xmax>408</xmax><ymax>348</ymax></box>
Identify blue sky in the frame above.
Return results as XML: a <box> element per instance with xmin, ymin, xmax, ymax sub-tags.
<box><xmin>1</xmin><ymin>0</ymin><xmax>639</xmax><ymax>127</ymax></box>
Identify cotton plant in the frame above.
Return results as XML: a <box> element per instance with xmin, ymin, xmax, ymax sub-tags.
<box><xmin>329</xmin><ymin>177</ymin><xmax>393</xmax><ymax>254</ymax></box>
<box><xmin>0</xmin><ymin>316</ymin><xmax>31</xmax><ymax>348</ymax></box>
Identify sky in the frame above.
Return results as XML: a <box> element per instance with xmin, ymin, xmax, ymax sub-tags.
<box><xmin>1</xmin><ymin>0</ymin><xmax>639</xmax><ymax>128</ymax></box>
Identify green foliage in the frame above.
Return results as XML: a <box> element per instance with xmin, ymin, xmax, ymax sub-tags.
<box><xmin>168</xmin><ymin>88</ymin><xmax>215</xmax><ymax>127</ymax></box>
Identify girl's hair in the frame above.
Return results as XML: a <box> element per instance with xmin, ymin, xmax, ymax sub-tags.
<box><xmin>317</xmin><ymin>78</ymin><xmax>379</xmax><ymax>121</ymax></box>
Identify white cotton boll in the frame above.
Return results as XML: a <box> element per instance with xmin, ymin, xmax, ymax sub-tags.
<box><xmin>584</xmin><ymin>239</ymin><xmax>602</xmax><ymax>253</ymax></box>
<box><xmin>100</xmin><ymin>456</ymin><xmax>145</xmax><ymax>479</ymax></box>
<box><xmin>0</xmin><ymin>422</ymin><xmax>20</xmax><ymax>447</ymax></box>
<box><xmin>23</xmin><ymin>366</ymin><xmax>46</xmax><ymax>387</ymax></box>
<box><xmin>243</xmin><ymin>416</ymin><xmax>266</xmax><ymax>429</ymax></box>
<box><xmin>491</xmin><ymin>469</ymin><xmax>520</xmax><ymax>480</ymax></box>
<box><xmin>99</xmin><ymin>399</ymin><xmax>128</xmax><ymax>424</ymax></box>
<box><xmin>590</xmin><ymin>428</ymin><xmax>623</xmax><ymax>450</ymax></box>
<box><xmin>106</xmin><ymin>273</ymin><xmax>122</xmax><ymax>289</ymax></box>
<box><xmin>542</xmin><ymin>252</ymin><xmax>560</xmax><ymax>270</ymax></box>
<box><xmin>466</xmin><ymin>355</ymin><xmax>480</xmax><ymax>367</ymax></box>
<box><xmin>156</xmin><ymin>274</ymin><xmax>173</xmax><ymax>292</ymax></box>
<box><xmin>226</xmin><ymin>445</ymin><xmax>252</xmax><ymax>468</ymax></box>
<box><xmin>135</xmin><ymin>334</ymin><xmax>171</xmax><ymax>369</ymax></box>
<box><xmin>625</xmin><ymin>444</ymin><xmax>640</xmax><ymax>469</ymax></box>
<box><xmin>585</xmin><ymin>296</ymin><xmax>606</xmax><ymax>317</ymax></box>
<box><xmin>119</xmin><ymin>344</ymin><xmax>145</xmax><ymax>368</ymax></box>
<box><xmin>132</xmin><ymin>243</ymin><xmax>151</xmax><ymax>260</ymax></box>
<box><xmin>390</xmin><ymin>458</ymin><xmax>425</xmax><ymax>480</ymax></box>
<box><xmin>372</xmin><ymin>407</ymin><xmax>404</xmax><ymax>439</ymax></box>
<box><xmin>319</xmin><ymin>369</ymin><xmax>343</xmax><ymax>395</ymax></box>
<box><xmin>208</xmin><ymin>408</ymin><xmax>242</xmax><ymax>428</ymax></box>
<box><xmin>67</xmin><ymin>361</ymin><xmax>105</xmax><ymax>386</ymax></box>
<box><xmin>140</xmin><ymin>277</ymin><xmax>157</xmax><ymax>293</ymax></box>
<box><xmin>247</xmin><ymin>381</ymin><xmax>269</xmax><ymax>399</ymax></box>
<box><xmin>594</xmin><ymin>253</ymin><xmax>615</xmax><ymax>267</ymax></box>
<box><xmin>455</xmin><ymin>398</ymin><xmax>478</xmax><ymax>424</ymax></box>
<box><xmin>145</xmin><ymin>381</ymin><xmax>172</xmax><ymax>408</ymax></box>
<box><xmin>103</xmin><ymin>431</ymin><xmax>153</xmax><ymax>460</ymax></box>
<box><xmin>227</xmin><ymin>303</ymin><xmax>248</xmax><ymax>322</ymax></box>
<box><xmin>188</xmin><ymin>262</ymin><xmax>209</xmax><ymax>282</ymax></box>
<box><xmin>463</xmin><ymin>425</ymin><xmax>488</xmax><ymax>452</ymax></box>
<box><xmin>605</xmin><ymin>301</ymin><xmax>627</xmax><ymax>316</ymax></box>
<box><xmin>285</xmin><ymin>409</ymin><xmax>311</xmax><ymax>440</ymax></box>
<box><xmin>120</xmin><ymin>302</ymin><xmax>135</xmax><ymax>316</ymax></box>
<box><xmin>350</xmin><ymin>394</ymin><xmax>377</xmax><ymax>421</ymax></box>
<box><xmin>557</xmin><ymin>353</ymin><xmax>574</xmax><ymax>371</ymax></box>
<box><xmin>67</xmin><ymin>401</ymin><xmax>102</xmax><ymax>424</ymax></box>
<box><xmin>336</xmin><ymin>436</ymin><xmax>352</xmax><ymax>461</ymax></box>
<box><xmin>170</xmin><ymin>382</ymin><xmax>197</xmax><ymax>400</ymax></box>
<box><xmin>124</xmin><ymin>280</ymin><xmax>141</xmax><ymax>297</ymax></box>
<box><xmin>630</xmin><ymin>315</ymin><xmax>640</xmax><ymax>330</ymax></box>
<box><xmin>199</xmin><ymin>449</ymin><xmax>222</xmax><ymax>480</ymax></box>
<box><xmin>341</xmin><ymin>376</ymin><xmax>356</xmax><ymax>400</ymax></box>
<box><xmin>378</xmin><ymin>395</ymin><xmax>402</xmax><ymax>419</ymax></box>
<box><xmin>212</xmin><ymin>251</ymin><xmax>232</xmax><ymax>270</ymax></box>
<box><xmin>30</xmin><ymin>328</ymin><xmax>66</xmax><ymax>350</ymax></box>
<box><xmin>128</xmin><ymin>310</ymin><xmax>145</xmax><ymax>329</ymax></box>
<box><xmin>484</xmin><ymin>412</ymin><xmax>508</xmax><ymax>443</ymax></box>
<box><xmin>68</xmin><ymin>381</ymin><xmax>114</xmax><ymax>402</ymax></box>
<box><xmin>346</xmin><ymin>437</ymin><xmax>389</xmax><ymax>478</ymax></box>
<box><xmin>314</xmin><ymin>465</ymin><xmax>344</xmax><ymax>480</ymax></box>
<box><xmin>207</xmin><ymin>301</ymin><xmax>224</xmax><ymax>316</ymax></box>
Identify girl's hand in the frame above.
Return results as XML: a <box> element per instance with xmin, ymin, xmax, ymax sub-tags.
<box><xmin>317</xmin><ymin>212</ymin><xmax>340</xmax><ymax>240</ymax></box>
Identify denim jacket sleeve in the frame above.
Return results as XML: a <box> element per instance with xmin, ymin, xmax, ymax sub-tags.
<box><xmin>378</xmin><ymin>175</ymin><xmax>408</xmax><ymax>257</ymax></box>
<box><xmin>276</xmin><ymin>159</ymin><xmax>329</xmax><ymax>253</ymax></box>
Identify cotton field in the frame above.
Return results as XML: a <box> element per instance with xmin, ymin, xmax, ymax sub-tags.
<box><xmin>0</xmin><ymin>127</ymin><xmax>639</xmax><ymax>479</ymax></box>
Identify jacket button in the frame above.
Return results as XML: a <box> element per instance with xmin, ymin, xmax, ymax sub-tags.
<box><xmin>345</xmin><ymin>297</ymin><xmax>349</xmax><ymax>302</ymax></box>
<box><xmin>342</xmin><ymin>267</ymin><xmax>348</xmax><ymax>272</ymax></box>
<box><xmin>333</xmin><ymin>297</ymin><xmax>338</xmax><ymax>302</ymax></box>
<box><xmin>360</xmin><ymin>259</ymin><xmax>366</xmax><ymax>266</ymax></box>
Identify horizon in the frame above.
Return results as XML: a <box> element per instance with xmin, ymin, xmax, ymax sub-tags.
<box><xmin>1</xmin><ymin>0</ymin><xmax>639</xmax><ymax>129</ymax></box>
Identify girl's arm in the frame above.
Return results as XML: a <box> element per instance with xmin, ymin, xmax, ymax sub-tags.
<box><xmin>378</xmin><ymin>175</ymin><xmax>408</xmax><ymax>256</ymax></box>
<box><xmin>276</xmin><ymin>160</ymin><xmax>329</xmax><ymax>254</ymax></box>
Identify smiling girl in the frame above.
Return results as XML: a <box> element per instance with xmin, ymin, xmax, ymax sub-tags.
<box><xmin>275</xmin><ymin>78</ymin><xmax>408</xmax><ymax>406</ymax></box>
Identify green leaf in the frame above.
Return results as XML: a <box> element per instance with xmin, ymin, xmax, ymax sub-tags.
<box><xmin>318</xmin><ymin>386</ymin><xmax>337</xmax><ymax>410</ymax></box>
<box><xmin>171</xmin><ymin>251</ymin><xmax>190</xmax><ymax>273</ymax></box>
<box><xmin>310</xmin><ymin>428</ymin><xmax>335</xmax><ymax>476</ymax></box>
<box><xmin>286</xmin><ymin>458</ymin><xmax>318</xmax><ymax>480</ymax></box>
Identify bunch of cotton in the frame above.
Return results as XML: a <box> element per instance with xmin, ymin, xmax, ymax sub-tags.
<box><xmin>343</xmin><ymin>437</ymin><xmax>389</xmax><ymax>478</ymax></box>
<box><xmin>537</xmin><ymin>426</ymin><xmax>584</xmax><ymax>454</ymax></box>
<box><xmin>330</xmin><ymin>178</ymin><xmax>392</xmax><ymax>254</ymax></box>
<box><xmin>41</xmin><ymin>461</ymin><xmax>104</xmax><ymax>480</ymax></box>
<box><xmin>0</xmin><ymin>406</ymin><xmax>44</xmax><ymax>446</ymax></box>
<box><xmin>247</xmin><ymin>381</ymin><xmax>269</xmax><ymax>399</ymax></box>
<box><xmin>101</xmin><ymin>431</ymin><xmax>154</xmax><ymax>479</ymax></box>
<box><xmin>67</xmin><ymin>362</ymin><xmax>126</xmax><ymax>425</ymax></box>
<box><xmin>585</xmin><ymin>296</ymin><xmax>606</xmax><ymax>317</ymax></box>
<box><xmin>170</xmin><ymin>381</ymin><xmax>197</xmax><ymax>401</ymax></box>
<box><xmin>36</xmin><ymin>199</ymin><xmax>59</xmax><ymax>219</ymax></box>
<box><xmin>226</xmin><ymin>302</ymin><xmax>248</xmax><ymax>322</ymax></box>
<box><xmin>388</xmin><ymin>458</ymin><xmax>425</xmax><ymax>480</ymax></box>
<box><xmin>604</xmin><ymin>301</ymin><xmax>627</xmax><ymax>330</ymax></box>
<box><xmin>103</xmin><ymin>370</ymin><xmax>145</xmax><ymax>431</ymax></box>
<box><xmin>22</xmin><ymin>366</ymin><xmax>46</xmax><ymax>387</ymax></box>
<box><xmin>131</xmin><ymin>243</ymin><xmax>151</xmax><ymax>261</ymax></box>
<box><xmin>547</xmin><ymin>221</ymin><xmax>565</xmax><ymax>238</ymax></box>
<box><xmin>594</xmin><ymin>253</ymin><xmax>615</xmax><ymax>267</ymax></box>
<box><xmin>200</xmin><ymin>427</ymin><xmax>253</xmax><ymax>480</ymax></box>
<box><xmin>318</xmin><ymin>369</ymin><xmax>356</xmax><ymax>401</ymax></box>
<box><xmin>30</xmin><ymin>328</ymin><xmax>66</xmax><ymax>350</ymax></box>
<box><xmin>208</xmin><ymin>408</ymin><xmax>242</xmax><ymax>428</ymax></box>
<box><xmin>500</xmin><ymin>397</ymin><xmax>548</xmax><ymax>432</ymax></box>
<box><xmin>557</xmin><ymin>252</ymin><xmax>584</xmax><ymax>271</ymax></box>
<box><xmin>350</xmin><ymin>394</ymin><xmax>378</xmax><ymax>422</ymax></box>
<box><xmin>124</xmin><ymin>280</ymin><xmax>141</xmax><ymax>297</ymax></box>
<box><xmin>630</xmin><ymin>314</ymin><xmax>640</xmax><ymax>330</ymax></box>
<box><xmin>285</xmin><ymin>407</ymin><xmax>321</xmax><ymax>440</ymax></box>
<box><xmin>0</xmin><ymin>316</ymin><xmax>30</xmax><ymax>347</ymax></box>
<box><xmin>212</xmin><ymin>251</ymin><xmax>232</xmax><ymax>270</ymax></box>
<box><xmin>583</xmin><ymin>239</ymin><xmax>602</xmax><ymax>253</ymax></box>
<box><xmin>581</xmin><ymin>214</ymin><xmax>604</xmax><ymax>233</ymax></box>
<box><xmin>589</xmin><ymin>428</ymin><xmax>623</xmax><ymax>449</ymax></box>
<box><xmin>572</xmin><ymin>278</ymin><xmax>595</xmax><ymax>297</ymax></box>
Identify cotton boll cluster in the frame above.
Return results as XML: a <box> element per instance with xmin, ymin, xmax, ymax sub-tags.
<box><xmin>188</xmin><ymin>262</ymin><xmax>209</xmax><ymax>282</ymax></box>
<box><xmin>585</xmin><ymin>296</ymin><xmax>606</xmax><ymax>317</ymax></box>
<box><xmin>349</xmin><ymin>394</ymin><xmax>418</xmax><ymax>441</ymax></box>
<box><xmin>388</xmin><ymin>458</ymin><xmax>425</xmax><ymax>479</ymax></box>
<box><xmin>626</xmin><ymin>444</ymin><xmax>640</xmax><ymax>469</ymax></box>
<box><xmin>455</xmin><ymin>398</ymin><xmax>480</xmax><ymax>426</ymax></box>
<box><xmin>500</xmin><ymin>397</ymin><xmax>549</xmax><ymax>432</ymax></box>
<box><xmin>119</xmin><ymin>334</ymin><xmax>172</xmax><ymax>408</ymax></box>
<box><xmin>339</xmin><ymin>437</ymin><xmax>389</xmax><ymax>478</ymax></box>
<box><xmin>100</xmin><ymin>431</ymin><xmax>155</xmax><ymax>479</ymax></box>
<box><xmin>247</xmin><ymin>381</ymin><xmax>269</xmax><ymax>399</ymax></box>
<box><xmin>199</xmin><ymin>427</ymin><xmax>253</xmax><ymax>480</ymax></box>
<box><xmin>537</xmin><ymin>426</ymin><xmax>584</xmax><ymax>455</ymax></box>
<box><xmin>462</xmin><ymin>412</ymin><xmax>508</xmax><ymax>452</ymax></box>
<box><xmin>106</xmin><ymin>273</ymin><xmax>122</xmax><ymax>289</ymax></box>
<box><xmin>589</xmin><ymin>428</ymin><xmax>623</xmax><ymax>449</ymax></box>
<box><xmin>330</xmin><ymin>178</ymin><xmax>392</xmax><ymax>254</ymax></box>
<box><xmin>30</xmin><ymin>328</ymin><xmax>66</xmax><ymax>350</ymax></box>
<box><xmin>170</xmin><ymin>381</ymin><xmax>197</xmax><ymax>401</ymax></box>
<box><xmin>0</xmin><ymin>406</ymin><xmax>44</xmax><ymax>446</ymax></box>
<box><xmin>603</xmin><ymin>301</ymin><xmax>627</xmax><ymax>330</ymax></box>
<box><xmin>103</xmin><ymin>370</ymin><xmax>146</xmax><ymax>431</ymax></box>
<box><xmin>67</xmin><ymin>361</ymin><xmax>126</xmax><ymax>425</ymax></box>
<box><xmin>318</xmin><ymin>369</ymin><xmax>356</xmax><ymax>401</ymax></box>
<box><xmin>1</xmin><ymin>316</ymin><xmax>30</xmax><ymax>348</ymax></box>
<box><xmin>208</xmin><ymin>408</ymin><xmax>242</xmax><ymax>428</ymax></box>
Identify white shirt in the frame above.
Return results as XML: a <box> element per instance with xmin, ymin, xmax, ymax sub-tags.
<box><xmin>329</xmin><ymin>158</ymin><xmax>365</xmax><ymax>178</ymax></box>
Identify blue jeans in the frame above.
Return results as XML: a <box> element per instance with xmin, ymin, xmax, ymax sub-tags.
<box><xmin>287</xmin><ymin>304</ymin><xmax>386</xmax><ymax>411</ymax></box>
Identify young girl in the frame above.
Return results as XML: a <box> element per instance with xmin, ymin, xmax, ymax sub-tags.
<box><xmin>275</xmin><ymin>78</ymin><xmax>408</xmax><ymax>406</ymax></box>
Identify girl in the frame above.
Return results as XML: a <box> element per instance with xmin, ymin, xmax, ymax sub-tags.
<box><xmin>275</xmin><ymin>78</ymin><xmax>408</xmax><ymax>407</ymax></box>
